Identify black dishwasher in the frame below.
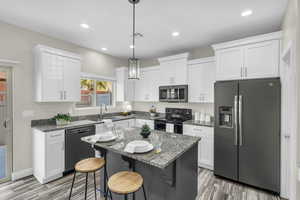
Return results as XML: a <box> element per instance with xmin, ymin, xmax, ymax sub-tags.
<box><xmin>65</xmin><ymin>125</ymin><xmax>95</xmax><ymax>173</ymax></box>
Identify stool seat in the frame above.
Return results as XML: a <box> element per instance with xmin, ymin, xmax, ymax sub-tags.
<box><xmin>108</xmin><ymin>171</ymin><xmax>143</xmax><ymax>194</ymax></box>
<box><xmin>75</xmin><ymin>158</ymin><xmax>105</xmax><ymax>173</ymax></box>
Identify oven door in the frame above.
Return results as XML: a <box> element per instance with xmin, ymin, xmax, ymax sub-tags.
<box><xmin>173</xmin><ymin>123</ymin><xmax>183</xmax><ymax>134</ymax></box>
<box><xmin>154</xmin><ymin>120</ymin><xmax>166</xmax><ymax>131</ymax></box>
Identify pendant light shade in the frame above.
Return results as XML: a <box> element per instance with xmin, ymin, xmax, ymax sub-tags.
<box><xmin>128</xmin><ymin>0</ymin><xmax>141</xmax><ymax>79</ymax></box>
<box><xmin>128</xmin><ymin>57</ymin><xmax>140</xmax><ymax>79</ymax></box>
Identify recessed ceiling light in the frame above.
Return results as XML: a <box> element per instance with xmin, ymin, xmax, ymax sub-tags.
<box><xmin>130</xmin><ymin>45</ymin><xmax>135</xmax><ymax>49</ymax></box>
<box><xmin>101</xmin><ymin>47</ymin><xmax>107</xmax><ymax>51</ymax></box>
<box><xmin>172</xmin><ymin>32</ymin><xmax>180</xmax><ymax>37</ymax></box>
<box><xmin>241</xmin><ymin>10</ymin><xmax>253</xmax><ymax>17</ymax></box>
<box><xmin>80</xmin><ymin>23</ymin><xmax>90</xmax><ymax>29</ymax></box>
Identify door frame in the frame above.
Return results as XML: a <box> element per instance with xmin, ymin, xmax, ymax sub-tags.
<box><xmin>0</xmin><ymin>59</ymin><xmax>19</xmax><ymax>182</ymax></box>
<box><xmin>280</xmin><ymin>41</ymin><xmax>298</xmax><ymax>200</ymax></box>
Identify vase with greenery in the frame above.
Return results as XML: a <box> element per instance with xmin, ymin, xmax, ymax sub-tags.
<box><xmin>140</xmin><ymin>124</ymin><xmax>151</xmax><ymax>138</ymax></box>
<box><xmin>53</xmin><ymin>113</ymin><xmax>72</xmax><ymax>126</ymax></box>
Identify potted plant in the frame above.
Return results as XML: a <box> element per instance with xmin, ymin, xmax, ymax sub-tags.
<box><xmin>140</xmin><ymin>124</ymin><xmax>151</xmax><ymax>138</ymax></box>
<box><xmin>53</xmin><ymin>113</ymin><xmax>72</xmax><ymax>126</ymax></box>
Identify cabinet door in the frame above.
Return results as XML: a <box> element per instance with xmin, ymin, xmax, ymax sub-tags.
<box><xmin>160</xmin><ymin>59</ymin><xmax>187</xmax><ymax>85</ymax></box>
<box><xmin>135</xmin><ymin>67</ymin><xmax>159</xmax><ymax>102</ymax></box>
<box><xmin>244</xmin><ymin>41</ymin><xmax>279</xmax><ymax>79</ymax></box>
<box><xmin>216</xmin><ymin>47</ymin><xmax>243</xmax><ymax>81</ymax></box>
<box><xmin>63</xmin><ymin>57</ymin><xmax>81</xmax><ymax>102</ymax></box>
<box><xmin>135</xmin><ymin>119</ymin><xmax>154</xmax><ymax>129</ymax></box>
<box><xmin>114</xmin><ymin>120</ymin><xmax>129</xmax><ymax>129</ymax></box>
<box><xmin>42</xmin><ymin>52</ymin><xmax>64</xmax><ymax>101</ymax></box>
<box><xmin>188</xmin><ymin>61</ymin><xmax>216</xmax><ymax>103</ymax></box>
<box><xmin>46</xmin><ymin>130</ymin><xmax>64</xmax><ymax>177</ymax></box>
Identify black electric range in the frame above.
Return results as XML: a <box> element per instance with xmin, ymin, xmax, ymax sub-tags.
<box><xmin>154</xmin><ymin>108</ymin><xmax>192</xmax><ymax>134</ymax></box>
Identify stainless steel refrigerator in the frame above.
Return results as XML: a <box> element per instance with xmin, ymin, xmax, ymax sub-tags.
<box><xmin>214</xmin><ymin>78</ymin><xmax>280</xmax><ymax>193</ymax></box>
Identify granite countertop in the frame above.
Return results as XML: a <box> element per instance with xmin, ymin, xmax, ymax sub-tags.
<box><xmin>32</xmin><ymin>120</ymin><xmax>99</xmax><ymax>132</ymax></box>
<box><xmin>31</xmin><ymin>112</ymin><xmax>165</xmax><ymax>132</ymax></box>
<box><xmin>82</xmin><ymin>128</ymin><xmax>200</xmax><ymax>169</ymax></box>
<box><xmin>183</xmin><ymin>120</ymin><xmax>214</xmax><ymax>127</ymax></box>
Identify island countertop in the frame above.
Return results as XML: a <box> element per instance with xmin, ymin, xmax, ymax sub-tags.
<box><xmin>82</xmin><ymin>128</ymin><xmax>200</xmax><ymax>169</ymax></box>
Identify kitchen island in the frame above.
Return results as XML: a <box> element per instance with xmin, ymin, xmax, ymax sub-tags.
<box><xmin>82</xmin><ymin>128</ymin><xmax>200</xmax><ymax>200</ymax></box>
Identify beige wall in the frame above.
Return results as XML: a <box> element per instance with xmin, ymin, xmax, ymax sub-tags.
<box><xmin>281</xmin><ymin>0</ymin><xmax>300</xmax><ymax>199</ymax></box>
<box><xmin>0</xmin><ymin>20</ymin><xmax>127</xmax><ymax>172</ymax></box>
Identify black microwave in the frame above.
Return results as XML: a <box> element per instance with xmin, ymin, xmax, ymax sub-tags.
<box><xmin>159</xmin><ymin>85</ymin><xmax>188</xmax><ymax>102</ymax></box>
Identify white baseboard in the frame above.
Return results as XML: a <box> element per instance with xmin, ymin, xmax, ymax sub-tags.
<box><xmin>11</xmin><ymin>168</ymin><xmax>33</xmax><ymax>181</ymax></box>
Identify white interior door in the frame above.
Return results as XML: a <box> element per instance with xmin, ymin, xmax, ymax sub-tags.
<box><xmin>0</xmin><ymin>67</ymin><xmax>12</xmax><ymax>183</ymax></box>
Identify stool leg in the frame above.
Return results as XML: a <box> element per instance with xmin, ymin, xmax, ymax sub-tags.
<box><xmin>85</xmin><ymin>173</ymin><xmax>88</xmax><ymax>200</ymax></box>
<box><xmin>69</xmin><ymin>171</ymin><xmax>76</xmax><ymax>200</ymax></box>
<box><xmin>124</xmin><ymin>194</ymin><xmax>128</xmax><ymax>200</ymax></box>
<box><xmin>142</xmin><ymin>184</ymin><xmax>147</xmax><ymax>200</ymax></box>
<box><xmin>93</xmin><ymin>172</ymin><xmax>97</xmax><ymax>200</ymax></box>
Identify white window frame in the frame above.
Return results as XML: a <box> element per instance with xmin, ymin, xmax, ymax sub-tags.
<box><xmin>75</xmin><ymin>72</ymin><xmax>117</xmax><ymax>110</ymax></box>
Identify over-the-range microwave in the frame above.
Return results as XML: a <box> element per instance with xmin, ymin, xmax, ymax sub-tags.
<box><xmin>159</xmin><ymin>85</ymin><xmax>188</xmax><ymax>103</ymax></box>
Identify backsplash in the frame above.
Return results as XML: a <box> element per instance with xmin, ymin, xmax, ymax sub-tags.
<box><xmin>132</xmin><ymin>102</ymin><xmax>214</xmax><ymax>116</ymax></box>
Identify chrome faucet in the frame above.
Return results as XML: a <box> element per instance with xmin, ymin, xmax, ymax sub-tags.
<box><xmin>99</xmin><ymin>104</ymin><xmax>108</xmax><ymax>121</ymax></box>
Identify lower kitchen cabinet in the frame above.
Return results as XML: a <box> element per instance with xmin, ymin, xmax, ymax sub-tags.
<box><xmin>95</xmin><ymin>119</ymin><xmax>136</xmax><ymax>134</ymax></box>
<box><xmin>32</xmin><ymin>129</ymin><xmax>65</xmax><ymax>184</ymax></box>
<box><xmin>114</xmin><ymin>119</ymin><xmax>135</xmax><ymax>129</ymax></box>
<box><xmin>135</xmin><ymin>119</ymin><xmax>154</xmax><ymax>130</ymax></box>
<box><xmin>183</xmin><ymin>125</ymin><xmax>214</xmax><ymax>170</ymax></box>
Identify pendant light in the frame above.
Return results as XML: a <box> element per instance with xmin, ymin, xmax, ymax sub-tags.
<box><xmin>128</xmin><ymin>0</ymin><xmax>140</xmax><ymax>79</ymax></box>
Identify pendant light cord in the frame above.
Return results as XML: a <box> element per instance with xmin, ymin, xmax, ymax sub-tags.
<box><xmin>132</xmin><ymin>1</ymin><xmax>135</xmax><ymax>59</ymax></box>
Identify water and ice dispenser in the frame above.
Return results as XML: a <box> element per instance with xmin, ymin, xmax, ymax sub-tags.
<box><xmin>218</xmin><ymin>106</ymin><xmax>233</xmax><ymax>128</ymax></box>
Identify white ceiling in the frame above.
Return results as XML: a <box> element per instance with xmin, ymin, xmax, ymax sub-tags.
<box><xmin>0</xmin><ymin>0</ymin><xmax>287</xmax><ymax>59</ymax></box>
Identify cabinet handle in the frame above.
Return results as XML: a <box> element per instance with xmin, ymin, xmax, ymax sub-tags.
<box><xmin>51</xmin><ymin>133</ymin><xmax>63</xmax><ymax>138</ymax></box>
<box><xmin>193</xmin><ymin>128</ymin><xmax>202</xmax><ymax>132</ymax></box>
<box><xmin>64</xmin><ymin>91</ymin><xmax>67</xmax><ymax>100</ymax></box>
<box><xmin>245</xmin><ymin>67</ymin><xmax>247</xmax><ymax>77</ymax></box>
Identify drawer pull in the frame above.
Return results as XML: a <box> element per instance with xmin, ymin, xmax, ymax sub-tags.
<box><xmin>50</xmin><ymin>133</ymin><xmax>63</xmax><ymax>137</ymax></box>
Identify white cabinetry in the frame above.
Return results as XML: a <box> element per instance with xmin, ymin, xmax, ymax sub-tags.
<box><xmin>188</xmin><ymin>57</ymin><xmax>216</xmax><ymax>103</ymax></box>
<box><xmin>158</xmin><ymin>53</ymin><xmax>189</xmax><ymax>85</ymax></box>
<box><xmin>183</xmin><ymin>125</ymin><xmax>214</xmax><ymax>170</ymax></box>
<box><xmin>135</xmin><ymin>119</ymin><xmax>154</xmax><ymax>130</ymax></box>
<box><xmin>33</xmin><ymin>129</ymin><xmax>65</xmax><ymax>184</ymax></box>
<box><xmin>114</xmin><ymin>119</ymin><xmax>135</xmax><ymax>129</ymax></box>
<box><xmin>134</xmin><ymin>66</ymin><xmax>160</xmax><ymax>102</ymax></box>
<box><xmin>212</xmin><ymin>32</ymin><xmax>281</xmax><ymax>81</ymax></box>
<box><xmin>116</xmin><ymin>67</ymin><xmax>135</xmax><ymax>102</ymax></box>
<box><xmin>34</xmin><ymin>45</ymin><xmax>81</xmax><ymax>102</ymax></box>
<box><xmin>95</xmin><ymin>119</ymin><xmax>136</xmax><ymax>134</ymax></box>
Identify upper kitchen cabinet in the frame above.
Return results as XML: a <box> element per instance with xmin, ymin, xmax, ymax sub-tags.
<box><xmin>212</xmin><ymin>32</ymin><xmax>281</xmax><ymax>81</ymax></box>
<box><xmin>134</xmin><ymin>66</ymin><xmax>160</xmax><ymax>102</ymax></box>
<box><xmin>116</xmin><ymin>67</ymin><xmax>135</xmax><ymax>102</ymax></box>
<box><xmin>158</xmin><ymin>53</ymin><xmax>189</xmax><ymax>85</ymax></box>
<box><xmin>188</xmin><ymin>57</ymin><xmax>216</xmax><ymax>103</ymax></box>
<box><xmin>34</xmin><ymin>45</ymin><xmax>81</xmax><ymax>102</ymax></box>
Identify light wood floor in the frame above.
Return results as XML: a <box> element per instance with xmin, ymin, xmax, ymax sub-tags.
<box><xmin>0</xmin><ymin>169</ymin><xmax>282</xmax><ymax>200</ymax></box>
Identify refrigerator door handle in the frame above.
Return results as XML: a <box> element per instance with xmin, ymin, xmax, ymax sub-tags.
<box><xmin>234</xmin><ymin>95</ymin><xmax>238</xmax><ymax>146</ymax></box>
<box><xmin>239</xmin><ymin>95</ymin><xmax>243</xmax><ymax>146</ymax></box>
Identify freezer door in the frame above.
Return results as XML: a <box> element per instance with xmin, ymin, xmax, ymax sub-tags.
<box><xmin>238</xmin><ymin>78</ymin><xmax>280</xmax><ymax>193</ymax></box>
<box><xmin>214</xmin><ymin>81</ymin><xmax>238</xmax><ymax>180</ymax></box>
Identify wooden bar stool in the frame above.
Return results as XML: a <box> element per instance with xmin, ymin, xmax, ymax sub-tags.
<box><xmin>69</xmin><ymin>157</ymin><xmax>108</xmax><ymax>200</ymax></box>
<box><xmin>106</xmin><ymin>171</ymin><xmax>147</xmax><ymax>200</ymax></box>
